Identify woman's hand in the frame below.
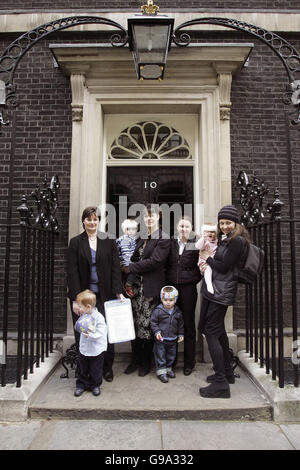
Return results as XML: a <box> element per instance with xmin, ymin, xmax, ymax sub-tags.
<box><xmin>200</xmin><ymin>262</ymin><xmax>207</xmax><ymax>273</ymax></box>
<box><xmin>200</xmin><ymin>250</ymin><xmax>211</xmax><ymax>261</ymax></box>
<box><xmin>72</xmin><ymin>301</ymin><xmax>81</xmax><ymax>316</ymax></box>
<box><xmin>117</xmin><ymin>293</ymin><xmax>126</xmax><ymax>302</ymax></box>
<box><xmin>178</xmin><ymin>336</ymin><xmax>184</xmax><ymax>343</ymax></box>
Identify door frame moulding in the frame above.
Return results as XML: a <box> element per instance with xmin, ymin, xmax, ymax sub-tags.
<box><xmin>56</xmin><ymin>44</ymin><xmax>253</xmax><ymax>239</ymax></box>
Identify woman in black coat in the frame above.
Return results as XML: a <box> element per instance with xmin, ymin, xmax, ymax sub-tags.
<box><xmin>67</xmin><ymin>206</ymin><xmax>123</xmax><ymax>382</ymax></box>
<box><xmin>124</xmin><ymin>204</ymin><xmax>170</xmax><ymax>377</ymax></box>
<box><xmin>166</xmin><ymin>216</ymin><xmax>202</xmax><ymax>375</ymax></box>
<box><xmin>198</xmin><ymin>205</ymin><xmax>249</xmax><ymax>399</ymax></box>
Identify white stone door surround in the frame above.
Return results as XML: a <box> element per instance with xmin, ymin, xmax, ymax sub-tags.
<box><xmin>50</xmin><ymin>42</ymin><xmax>253</xmax><ymax>345</ymax></box>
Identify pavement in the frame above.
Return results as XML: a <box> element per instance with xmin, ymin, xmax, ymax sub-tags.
<box><xmin>1</xmin><ymin>417</ymin><xmax>300</xmax><ymax>450</ymax></box>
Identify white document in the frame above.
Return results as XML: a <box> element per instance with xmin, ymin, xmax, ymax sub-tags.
<box><xmin>104</xmin><ymin>299</ymin><xmax>135</xmax><ymax>344</ymax></box>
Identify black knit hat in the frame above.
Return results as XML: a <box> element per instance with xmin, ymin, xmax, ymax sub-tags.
<box><xmin>217</xmin><ymin>205</ymin><xmax>239</xmax><ymax>223</ymax></box>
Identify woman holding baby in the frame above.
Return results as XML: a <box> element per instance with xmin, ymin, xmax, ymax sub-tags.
<box><xmin>166</xmin><ymin>216</ymin><xmax>202</xmax><ymax>376</ymax></box>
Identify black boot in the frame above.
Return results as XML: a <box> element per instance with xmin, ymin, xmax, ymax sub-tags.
<box><xmin>124</xmin><ymin>339</ymin><xmax>141</xmax><ymax>374</ymax></box>
<box><xmin>138</xmin><ymin>338</ymin><xmax>153</xmax><ymax>377</ymax></box>
<box><xmin>199</xmin><ymin>380</ymin><xmax>230</xmax><ymax>399</ymax></box>
<box><xmin>206</xmin><ymin>372</ymin><xmax>235</xmax><ymax>384</ymax></box>
<box><xmin>124</xmin><ymin>360</ymin><xmax>139</xmax><ymax>374</ymax></box>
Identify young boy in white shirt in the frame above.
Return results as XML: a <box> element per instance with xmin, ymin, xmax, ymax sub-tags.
<box><xmin>73</xmin><ymin>289</ymin><xmax>107</xmax><ymax>397</ymax></box>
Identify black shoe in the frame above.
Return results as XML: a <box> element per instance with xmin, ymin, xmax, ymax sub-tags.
<box><xmin>74</xmin><ymin>388</ymin><xmax>85</xmax><ymax>397</ymax></box>
<box><xmin>103</xmin><ymin>371</ymin><xmax>113</xmax><ymax>382</ymax></box>
<box><xmin>158</xmin><ymin>374</ymin><xmax>169</xmax><ymax>383</ymax></box>
<box><xmin>183</xmin><ymin>367</ymin><xmax>193</xmax><ymax>376</ymax></box>
<box><xmin>199</xmin><ymin>382</ymin><xmax>230</xmax><ymax>399</ymax></box>
<box><xmin>124</xmin><ymin>361</ymin><xmax>139</xmax><ymax>374</ymax></box>
<box><xmin>92</xmin><ymin>386</ymin><xmax>101</xmax><ymax>396</ymax></box>
<box><xmin>207</xmin><ymin>373</ymin><xmax>235</xmax><ymax>384</ymax></box>
<box><xmin>138</xmin><ymin>366</ymin><xmax>150</xmax><ymax>377</ymax></box>
<box><xmin>167</xmin><ymin>370</ymin><xmax>176</xmax><ymax>379</ymax></box>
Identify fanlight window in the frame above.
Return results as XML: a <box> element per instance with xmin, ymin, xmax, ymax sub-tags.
<box><xmin>108</xmin><ymin>121</ymin><xmax>191</xmax><ymax>160</ymax></box>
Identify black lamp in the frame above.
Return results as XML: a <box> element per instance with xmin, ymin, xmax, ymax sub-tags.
<box><xmin>128</xmin><ymin>1</ymin><xmax>174</xmax><ymax>80</ymax></box>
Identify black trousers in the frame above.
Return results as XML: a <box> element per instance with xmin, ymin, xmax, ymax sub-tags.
<box><xmin>175</xmin><ymin>283</ymin><xmax>198</xmax><ymax>369</ymax></box>
<box><xmin>76</xmin><ymin>351</ymin><xmax>104</xmax><ymax>390</ymax></box>
<box><xmin>131</xmin><ymin>337</ymin><xmax>154</xmax><ymax>370</ymax></box>
<box><xmin>71</xmin><ymin>296</ymin><xmax>114</xmax><ymax>374</ymax></box>
<box><xmin>199</xmin><ymin>297</ymin><xmax>232</xmax><ymax>383</ymax></box>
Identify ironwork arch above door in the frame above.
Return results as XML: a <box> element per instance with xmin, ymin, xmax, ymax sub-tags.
<box><xmin>108</xmin><ymin>121</ymin><xmax>192</xmax><ymax>161</ymax></box>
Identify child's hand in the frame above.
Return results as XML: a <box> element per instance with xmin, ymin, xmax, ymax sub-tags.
<box><xmin>178</xmin><ymin>336</ymin><xmax>184</xmax><ymax>343</ymax></box>
<box><xmin>156</xmin><ymin>332</ymin><xmax>163</xmax><ymax>342</ymax></box>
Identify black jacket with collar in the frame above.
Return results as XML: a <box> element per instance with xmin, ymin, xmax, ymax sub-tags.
<box><xmin>202</xmin><ymin>234</ymin><xmax>247</xmax><ymax>306</ymax></box>
<box><xmin>150</xmin><ymin>303</ymin><xmax>184</xmax><ymax>339</ymax></box>
<box><xmin>67</xmin><ymin>231</ymin><xmax>122</xmax><ymax>312</ymax></box>
<box><xmin>166</xmin><ymin>235</ymin><xmax>202</xmax><ymax>286</ymax></box>
<box><xmin>128</xmin><ymin>229</ymin><xmax>170</xmax><ymax>298</ymax></box>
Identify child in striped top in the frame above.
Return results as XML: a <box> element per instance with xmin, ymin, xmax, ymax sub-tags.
<box><xmin>117</xmin><ymin>218</ymin><xmax>138</xmax><ymax>298</ymax></box>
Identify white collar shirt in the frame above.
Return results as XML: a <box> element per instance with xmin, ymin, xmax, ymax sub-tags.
<box><xmin>76</xmin><ymin>308</ymin><xmax>107</xmax><ymax>357</ymax></box>
<box><xmin>177</xmin><ymin>237</ymin><xmax>187</xmax><ymax>255</ymax></box>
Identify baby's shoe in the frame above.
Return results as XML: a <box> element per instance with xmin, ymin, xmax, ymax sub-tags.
<box><xmin>158</xmin><ymin>374</ymin><xmax>169</xmax><ymax>383</ymax></box>
<box><xmin>167</xmin><ymin>370</ymin><xmax>176</xmax><ymax>379</ymax></box>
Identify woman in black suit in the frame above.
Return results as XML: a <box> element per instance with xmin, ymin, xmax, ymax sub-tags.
<box><xmin>67</xmin><ymin>206</ymin><xmax>123</xmax><ymax>382</ymax></box>
<box><xmin>166</xmin><ymin>216</ymin><xmax>202</xmax><ymax>375</ymax></box>
<box><xmin>124</xmin><ymin>204</ymin><xmax>170</xmax><ymax>377</ymax></box>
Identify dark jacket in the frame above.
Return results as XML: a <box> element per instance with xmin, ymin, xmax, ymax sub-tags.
<box><xmin>166</xmin><ymin>235</ymin><xmax>202</xmax><ymax>286</ymax></box>
<box><xmin>129</xmin><ymin>229</ymin><xmax>170</xmax><ymax>298</ymax></box>
<box><xmin>202</xmin><ymin>235</ymin><xmax>247</xmax><ymax>306</ymax></box>
<box><xmin>150</xmin><ymin>304</ymin><xmax>184</xmax><ymax>339</ymax></box>
<box><xmin>67</xmin><ymin>231</ymin><xmax>122</xmax><ymax>312</ymax></box>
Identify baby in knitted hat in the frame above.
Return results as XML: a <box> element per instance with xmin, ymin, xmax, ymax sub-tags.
<box><xmin>195</xmin><ymin>224</ymin><xmax>218</xmax><ymax>294</ymax></box>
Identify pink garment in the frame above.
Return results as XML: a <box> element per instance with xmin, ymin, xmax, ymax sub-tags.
<box><xmin>195</xmin><ymin>237</ymin><xmax>218</xmax><ymax>266</ymax></box>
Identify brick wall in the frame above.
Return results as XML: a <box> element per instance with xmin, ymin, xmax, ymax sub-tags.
<box><xmin>0</xmin><ymin>33</ymin><xmax>73</xmax><ymax>333</ymax></box>
<box><xmin>0</xmin><ymin>1</ymin><xmax>300</xmax><ymax>10</ymax></box>
<box><xmin>0</xmin><ymin>27</ymin><xmax>299</xmax><ymax>332</ymax></box>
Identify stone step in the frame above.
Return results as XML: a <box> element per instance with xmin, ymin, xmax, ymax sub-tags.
<box><xmin>29</xmin><ymin>362</ymin><xmax>272</xmax><ymax>421</ymax></box>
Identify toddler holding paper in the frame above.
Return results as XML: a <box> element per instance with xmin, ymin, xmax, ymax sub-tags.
<box><xmin>150</xmin><ymin>286</ymin><xmax>184</xmax><ymax>383</ymax></box>
<box><xmin>73</xmin><ymin>289</ymin><xmax>107</xmax><ymax>397</ymax></box>
<box><xmin>195</xmin><ymin>224</ymin><xmax>218</xmax><ymax>294</ymax></box>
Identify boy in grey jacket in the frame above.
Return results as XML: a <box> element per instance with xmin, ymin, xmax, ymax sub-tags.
<box><xmin>150</xmin><ymin>286</ymin><xmax>184</xmax><ymax>383</ymax></box>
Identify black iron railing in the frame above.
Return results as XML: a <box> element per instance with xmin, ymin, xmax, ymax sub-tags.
<box><xmin>237</xmin><ymin>171</ymin><xmax>299</xmax><ymax>388</ymax></box>
<box><xmin>0</xmin><ymin>175</ymin><xmax>59</xmax><ymax>387</ymax></box>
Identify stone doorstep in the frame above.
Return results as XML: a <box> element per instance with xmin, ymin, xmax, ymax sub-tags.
<box><xmin>28</xmin><ymin>359</ymin><xmax>273</xmax><ymax>422</ymax></box>
<box><xmin>3</xmin><ymin>349</ymin><xmax>299</xmax><ymax>423</ymax></box>
<box><xmin>0</xmin><ymin>351</ymin><xmax>62</xmax><ymax>422</ymax></box>
<box><xmin>238</xmin><ymin>351</ymin><xmax>300</xmax><ymax>423</ymax></box>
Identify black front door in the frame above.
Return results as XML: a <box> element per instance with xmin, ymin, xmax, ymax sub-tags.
<box><xmin>107</xmin><ymin>166</ymin><xmax>193</xmax><ymax>236</ymax></box>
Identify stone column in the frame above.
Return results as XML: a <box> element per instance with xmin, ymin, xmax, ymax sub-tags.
<box><xmin>217</xmin><ymin>71</ymin><xmax>233</xmax><ymax>207</ymax></box>
<box><xmin>65</xmin><ymin>72</ymin><xmax>86</xmax><ymax>347</ymax></box>
<box><xmin>218</xmin><ymin>71</ymin><xmax>236</xmax><ymax>350</ymax></box>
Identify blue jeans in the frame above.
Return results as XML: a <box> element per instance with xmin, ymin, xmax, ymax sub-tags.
<box><xmin>154</xmin><ymin>339</ymin><xmax>177</xmax><ymax>376</ymax></box>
